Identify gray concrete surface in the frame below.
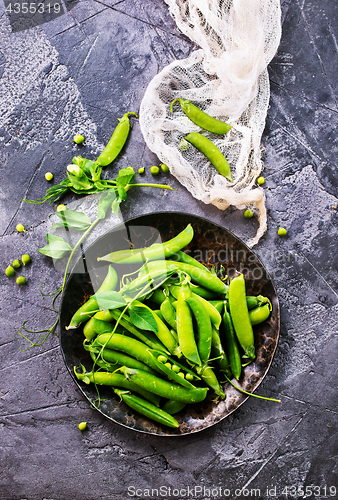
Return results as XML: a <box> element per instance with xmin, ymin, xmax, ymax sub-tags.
<box><xmin>0</xmin><ymin>1</ymin><xmax>337</xmax><ymax>499</ymax></box>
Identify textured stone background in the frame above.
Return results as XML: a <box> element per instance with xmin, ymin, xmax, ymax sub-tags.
<box><xmin>0</xmin><ymin>1</ymin><xmax>337</xmax><ymax>499</ymax></box>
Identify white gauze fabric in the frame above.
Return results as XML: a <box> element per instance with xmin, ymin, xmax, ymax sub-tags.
<box><xmin>139</xmin><ymin>0</ymin><xmax>281</xmax><ymax>247</ymax></box>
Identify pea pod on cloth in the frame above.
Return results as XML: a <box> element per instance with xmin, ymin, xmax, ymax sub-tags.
<box><xmin>170</xmin><ymin>98</ymin><xmax>232</xmax><ymax>135</ymax></box>
<box><xmin>97</xmin><ymin>224</ymin><xmax>194</xmax><ymax>264</ymax></box>
<box><xmin>66</xmin><ymin>265</ymin><xmax>118</xmax><ymax>329</ymax></box>
<box><xmin>184</xmin><ymin>132</ymin><xmax>233</xmax><ymax>182</ymax></box>
<box><xmin>228</xmin><ymin>274</ymin><xmax>255</xmax><ymax>360</ymax></box>
<box><xmin>96</xmin><ymin>112</ymin><xmax>138</xmax><ymax>166</ymax></box>
<box><xmin>114</xmin><ymin>389</ymin><xmax>179</xmax><ymax>428</ymax></box>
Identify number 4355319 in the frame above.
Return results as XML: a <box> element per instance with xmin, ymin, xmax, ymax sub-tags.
<box><xmin>6</xmin><ymin>3</ymin><xmax>61</xmax><ymax>14</ymax></box>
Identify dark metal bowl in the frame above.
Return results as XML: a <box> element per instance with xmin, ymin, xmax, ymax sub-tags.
<box><xmin>60</xmin><ymin>212</ymin><xmax>280</xmax><ymax>436</ymax></box>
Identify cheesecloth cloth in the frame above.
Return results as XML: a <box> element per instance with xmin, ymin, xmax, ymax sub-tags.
<box><xmin>139</xmin><ymin>0</ymin><xmax>281</xmax><ymax>247</ymax></box>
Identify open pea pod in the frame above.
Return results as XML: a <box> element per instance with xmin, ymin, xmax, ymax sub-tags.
<box><xmin>147</xmin><ymin>349</ymin><xmax>196</xmax><ymax>389</ymax></box>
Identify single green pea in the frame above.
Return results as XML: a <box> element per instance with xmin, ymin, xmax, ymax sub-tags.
<box><xmin>16</xmin><ymin>276</ymin><xmax>26</xmax><ymax>285</ymax></box>
<box><xmin>257</xmin><ymin>176</ymin><xmax>265</xmax><ymax>185</ymax></box>
<box><xmin>12</xmin><ymin>259</ymin><xmax>21</xmax><ymax>269</ymax></box>
<box><xmin>16</xmin><ymin>224</ymin><xmax>25</xmax><ymax>232</ymax></box>
<box><xmin>5</xmin><ymin>266</ymin><xmax>15</xmax><ymax>277</ymax></box>
<box><xmin>78</xmin><ymin>421</ymin><xmax>87</xmax><ymax>431</ymax></box>
<box><xmin>57</xmin><ymin>204</ymin><xmax>66</xmax><ymax>212</ymax></box>
<box><xmin>45</xmin><ymin>172</ymin><xmax>53</xmax><ymax>181</ymax></box>
<box><xmin>160</xmin><ymin>163</ymin><xmax>170</xmax><ymax>173</ymax></box>
<box><xmin>185</xmin><ymin>373</ymin><xmax>194</xmax><ymax>381</ymax></box>
<box><xmin>150</xmin><ymin>165</ymin><xmax>160</xmax><ymax>175</ymax></box>
<box><xmin>73</xmin><ymin>134</ymin><xmax>85</xmax><ymax>144</ymax></box>
<box><xmin>278</xmin><ymin>227</ymin><xmax>287</xmax><ymax>236</ymax></box>
<box><xmin>138</xmin><ymin>167</ymin><xmax>145</xmax><ymax>174</ymax></box>
<box><xmin>164</xmin><ymin>362</ymin><xmax>172</xmax><ymax>370</ymax></box>
<box><xmin>21</xmin><ymin>254</ymin><xmax>31</xmax><ymax>266</ymax></box>
<box><xmin>157</xmin><ymin>355</ymin><xmax>168</xmax><ymax>363</ymax></box>
<box><xmin>171</xmin><ymin>365</ymin><xmax>180</xmax><ymax>373</ymax></box>
<box><xmin>177</xmin><ymin>372</ymin><xmax>185</xmax><ymax>379</ymax></box>
<box><xmin>244</xmin><ymin>209</ymin><xmax>254</xmax><ymax>219</ymax></box>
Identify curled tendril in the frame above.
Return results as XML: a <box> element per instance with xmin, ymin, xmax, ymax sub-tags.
<box><xmin>15</xmin><ymin>317</ymin><xmax>59</xmax><ymax>352</ymax></box>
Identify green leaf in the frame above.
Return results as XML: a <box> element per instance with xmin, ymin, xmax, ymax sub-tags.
<box><xmin>55</xmin><ymin>209</ymin><xmax>92</xmax><ymax>230</ymax></box>
<box><xmin>92</xmin><ymin>291</ymin><xmax>126</xmax><ymax>310</ymax></box>
<box><xmin>117</xmin><ymin>183</ymin><xmax>127</xmax><ymax>201</ymax></box>
<box><xmin>111</xmin><ymin>197</ymin><xmax>122</xmax><ymax>214</ymax></box>
<box><xmin>46</xmin><ymin>233</ymin><xmax>68</xmax><ymax>244</ymax></box>
<box><xmin>129</xmin><ymin>304</ymin><xmax>158</xmax><ymax>333</ymax></box>
<box><xmin>38</xmin><ymin>239</ymin><xmax>72</xmax><ymax>259</ymax></box>
<box><xmin>97</xmin><ymin>190</ymin><xmax>117</xmax><ymax>220</ymax></box>
<box><xmin>117</xmin><ymin>168</ymin><xmax>135</xmax><ymax>187</ymax></box>
<box><xmin>67</xmin><ymin>171</ymin><xmax>93</xmax><ymax>191</ymax></box>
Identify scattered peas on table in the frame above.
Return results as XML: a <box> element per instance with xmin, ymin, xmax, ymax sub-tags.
<box><xmin>45</xmin><ymin>172</ymin><xmax>54</xmax><ymax>181</ymax></box>
<box><xmin>278</xmin><ymin>227</ymin><xmax>287</xmax><ymax>236</ymax></box>
<box><xmin>21</xmin><ymin>254</ymin><xmax>31</xmax><ymax>266</ymax></box>
<box><xmin>16</xmin><ymin>224</ymin><xmax>25</xmax><ymax>232</ymax></box>
<box><xmin>12</xmin><ymin>259</ymin><xmax>21</xmax><ymax>269</ymax></box>
<box><xmin>244</xmin><ymin>209</ymin><xmax>254</xmax><ymax>219</ymax></box>
<box><xmin>57</xmin><ymin>204</ymin><xmax>66</xmax><ymax>212</ymax></box>
<box><xmin>257</xmin><ymin>176</ymin><xmax>265</xmax><ymax>185</ymax></box>
<box><xmin>16</xmin><ymin>276</ymin><xmax>26</xmax><ymax>285</ymax></box>
<box><xmin>71</xmin><ymin>223</ymin><xmax>278</xmax><ymax>429</ymax></box>
<box><xmin>138</xmin><ymin>167</ymin><xmax>145</xmax><ymax>174</ymax></box>
<box><xmin>150</xmin><ymin>165</ymin><xmax>160</xmax><ymax>175</ymax></box>
<box><xmin>73</xmin><ymin>134</ymin><xmax>85</xmax><ymax>144</ymax></box>
<box><xmin>5</xmin><ymin>266</ymin><xmax>15</xmax><ymax>277</ymax></box>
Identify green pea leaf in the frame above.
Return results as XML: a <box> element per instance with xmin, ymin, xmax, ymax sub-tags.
<box><xmin>46</xmin><ymin>233</ymin><xmax>67</xmax><ymax>244</ymax></box>
<box><xmin>129</xmin><ymin>304</ymin><xmax>158</xmax><ymax>333</ymax></box>
<box><xmin>111</xmin><ymin>197</ymin><xmax>122</xmax><ymax>215</ymax></box>
<box><xmin>55</xmin><ymin>209</ymin><xmax>92</xmax><ymax>230</ymax></box>
<box><xmin>38</xmin><ymin>238</ymin><xmax>72</xmax><ymax>259</ymax></box>
<box><xmin>117</xmin><ymin>183</ymin><xmax>127</xmax><ymax>201</ymax></box>
<box><xmin>97</xmin><ymin>190</ymin><xmax>117</xmax><ymax>220</ymax></box>
<box><xmin>117</xmin><ymin>168</ymin><xmax>135</xmax><ymax>187</ymax></box>
<box><xmin>67</xmin><ymin>171</ymin><xmax>93</xmax><ymax>191</ymax></box>
<box><xmin>92</xmin><ymin>291</ymin><xmax>126</xmax><ymax>310</ymax></box>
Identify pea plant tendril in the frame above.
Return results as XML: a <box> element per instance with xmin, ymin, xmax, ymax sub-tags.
<box><xmin>16</xmin><ymin>168</ymin><xmax>174</xmax><ymax>351</ymax></box>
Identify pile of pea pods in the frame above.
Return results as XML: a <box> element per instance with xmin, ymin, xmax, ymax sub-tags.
<box><xmin>70</xmin><ymin>224</ymin><xmax>272</xmax><ymax>429</ymax></box>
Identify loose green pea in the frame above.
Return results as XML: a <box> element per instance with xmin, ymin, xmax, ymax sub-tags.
<box><xmin>171</xmin><ymin>365</ymin><xmax>180</xmax><ymax>373</ymax></box>
<box><xmin>16</xmin><ymin>276</ymin><xmax>26</xmax><ymax>285</ymax></box>
<box><xmin>160</xmin><ymin>163</ymin><xmax>170</xmax><ymax>173</ymax></box>
<box><xmin>16</xmin><ymin>224</ymin><xmax>25</xmax><ymax>232</ymax></box>
<box><xmin>45</xmin><ymin>172</ymin><xmax>53</xmax><ymax>181</ymax></box>
<box><xmin>57</xmin><ymin>204</ymin><xmax>66</xmax><ymax>212</ymax></box>
<box><xmin>257</xmin><ymin>176</ymin><xmax>265</xmax><ymax>185</ymax></box>
<box><xmin>164</xmin><ymin>362</ymin><xmax>172</xmax><ymax>370</ymax></box>
<box><xmin>78</xmin><ymin>421</ymin><xmax>87</xmax><ymax>431</ymax></box>
<box><xmin>138</xmin><ymin>167</ymin><xmax>145</xmax><ymax>174</ymax></box>
<box><xmin>73</xmin><ymin>134</ymin><xmax>85</xmax><ymax>144</ymax></box>
<box><xmin>5</xmin><ymin>266</ymin><xmax>15</xmax><ymax>277</ymax></box>
<box><xmin>278</xmin><ymin>227</ymin><xmax>287</xmax><ymax>236</ymax></box>
<box><xmin>150</xmin><ymin>165</ymin><xmax>160</xmax><ymax>175</ymax></box>
<box><xmin>244</xmin><ymin>209</ymin><xmax>254</xmax><ymax>219</ymax></box>
<box><xmin>21</xmin><ymin>254</ymin><xmax>31</xmax><ymax>266</ymax></box>
<box><xmin>12</xmin><ymin>259</ymin><xmax>21</xmax><ymax>269</ymax></box>
<box><xmin>157</xmin><ymin>355</ymin><xmax>168</xmax><ymax>363</ymax></box>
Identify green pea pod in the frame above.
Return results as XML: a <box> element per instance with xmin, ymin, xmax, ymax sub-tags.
<box><xmin>94</xmin><ymin>310</ymin><xmax>166</xmax><ymax>352</ymax></box>
<box><xmin>96</xmin><ymin>112</ymin><xmax>138</xmax><ymax>166</ymax></box>
<box><xmin>246</xmin><ymin>295</ymin><xmax>271</xmax><ymax>310</ymax></box>
<box><xmin>120</xmin><ymin>366</ymin><xmax>208</xmax><ymax>403</ymax></box>
<box><xmin>199</xmin><ymin>365</ymin><xmax>225</xmax><ymax>398</ymax></box>
<box><xmin>170</xmin><ymin>99</ymin><xmax>232</xmax><ymax>135</ymax></box>
<box><xmin>74</xmin><ymin>366</ymin><xmax>161</xmax><ymax>406</ymax></box>
<box><xmin>185</xmin><ymin>132</ymin><xmax>233</xmax><ymax>182</ymax></box>
<box><xmin>99</xmin><ymin>348</ymin><xmax>157</xmax><ymax>375</ymax></box>
<box><xmin>249</xmin><ymin>303</ymin><xmax>271</xmax><ymax>325</ymax></box>
<box><xmin>66</xmin><ymin>265</ymin><xmax>118</xmax><ymax>329</ymax></box>
<box><xmin>228</xmin><ymin>274</ymin><xmax>255</xmax><ymax>359</ymax></box>
<box><xmin>160</xmin><ymin>296</ymin><xmax>177</xmax><ymax>331</ymax></box>
<box><xmin>170</xmin><ymin>292</ymin><xmax>221</xmax><ymax>330</ymax></box>
<box><xmin>94</xmin><ymin>333</ymin><xmax>166</xmax><ymax>374</ymax></box>
<box><xmin>148</xmin><ymin>350</ymin><xmax>195</xmax><ymax>389</ymax></box>
<box><xmin>114</xmin><ymin>389</ymin><xmax>179</xmax><ymax>428</ymax></box>
<box><xmin>169</xmin><ymin>250</ymin><xmax>211</xmax><ymax>273</ymax></box>
<box><xmin>185</xmin><ymin>295</ymin><xmax>212</xmax><ymax>364</ymax></box>
<box><xmin>150</xmin><ymin>288</ymin><xmax>167</xmax><ymax>305</ymax></box>
<box><xmin>211</xmin><ymin>326</ymin><xmax>231</xmax><ymax>375</ymax></box>
<box><xmin>165</xmin><ymin>260</ymin><xmax>227</xmax><ymax>294</ymax></box>
<box><xmin>209</xmin><ymin>300</ymin><xmax>224</xmax><ymax>314</ymax></box>
<box><xmin>176</xmin><ymin>284</ymin><xmax>201</xmax><ymax>366</ymax></box>
<box><xmin>222</xmin><ymin>306</ymin><xmax>242</xmax><ymax>380</ymax></box>
<box><xmin>98</xmin><ymin>224</ymin><xmax>194</xmax><ymax>264</ymax></box>
<box><xmin>162</xmin><ymin>399</ymin><xmax>187</xmax><ymax>415</ymax></box>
